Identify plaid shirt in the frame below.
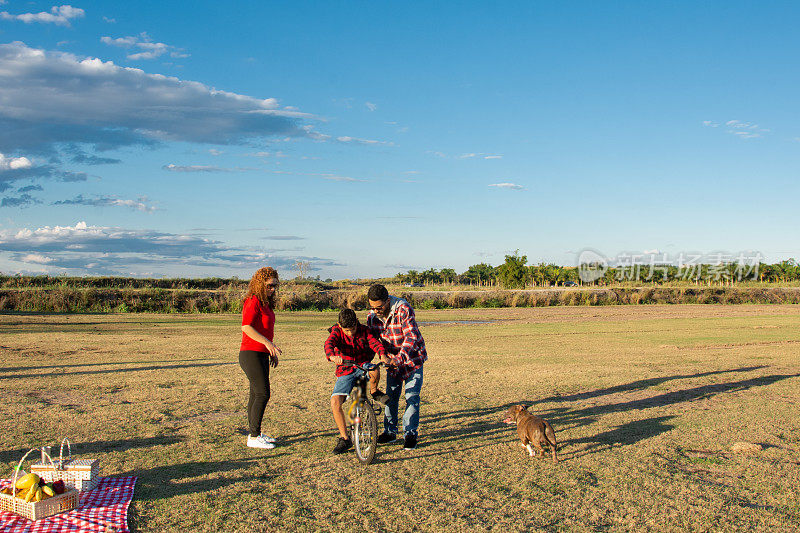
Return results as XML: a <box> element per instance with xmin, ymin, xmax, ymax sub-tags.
<box><xmin>367</xmin><ymin>296</ymin><xmax>427</xmax><ymax>380</ymax></box>
<box><xmin>324</xmin><ymin>323</ymin><xmax>387</xmax><ymax>377</ymax></box>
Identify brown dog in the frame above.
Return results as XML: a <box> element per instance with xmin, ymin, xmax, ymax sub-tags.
<box><xmin>503</xmin><ymin>405</ymin><xmax>558</xmax><ymax>463</ymax></box>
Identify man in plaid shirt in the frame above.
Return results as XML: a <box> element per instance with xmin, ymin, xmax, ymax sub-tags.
<box><xmin>366</xmin><ymin>283</ymin><xmax>427</xmax><ymax>450</ymax></box>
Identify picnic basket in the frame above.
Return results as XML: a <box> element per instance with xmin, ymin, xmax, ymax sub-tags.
<box><xmin>0</xmin><ymin>447</ymin><xmax>79</xmax><ymax>521</ymax></box>
<box><xmin>30</xmin><ymin>438</ymin><xmax>100</xmax><ymax>492</ymax></box>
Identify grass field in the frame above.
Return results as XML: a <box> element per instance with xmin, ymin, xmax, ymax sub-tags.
<box><xmin>2</xmin><ymin>305</ymin><xmax>799</xmax><ymax>532</ymax></box>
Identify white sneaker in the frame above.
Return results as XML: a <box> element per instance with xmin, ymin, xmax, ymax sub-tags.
<box><xmin>260</xmin><ymin>434</ymin><xmax>277</xmax><ymax>444</ymax></box>
<box><xmin>247</xmin><ymin>435</ymin><xmax>275</xmax><ymax>449</ymax></box>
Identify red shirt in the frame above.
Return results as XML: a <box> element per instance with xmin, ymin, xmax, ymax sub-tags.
<box><xmin>240</xmin><ymin>295</ymin><xmax>275</xmax><ymax>352</ymax></box>
<box><xmin>324</xmin><ymin>323</ymin><xmax>387</xmax><ymax>376</ymax></box>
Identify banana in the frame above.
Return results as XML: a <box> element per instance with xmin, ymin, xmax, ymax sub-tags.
<box><xmin>23</xmin><ymin>484</ymin><xmax>37</xmax><ymax>503</ymax></box>
<box><xmin>15</xmin><ymin>473</ymin><xmax>40</xmax><ymax>490</ymax></box>
<box><xmin>42</xmin><ymin>484</ymin><xmax>55</xmax><ymax>497</ymax></box>
<box><xmin>33</xmin><ymin>487</ymin><xmax>44</xmax><ymax>502</ymax></box>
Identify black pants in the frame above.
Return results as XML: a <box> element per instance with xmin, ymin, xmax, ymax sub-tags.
<box><xmin>239</xmin><ymin>350</ymin><xmax>271</xmax><ymax>437</ymax></box>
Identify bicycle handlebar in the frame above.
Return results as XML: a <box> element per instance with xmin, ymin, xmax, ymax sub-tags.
<box><xmin>340</xmin><ymin>361</ymin><xmax>384</xmax><ymax>371</ymax></box>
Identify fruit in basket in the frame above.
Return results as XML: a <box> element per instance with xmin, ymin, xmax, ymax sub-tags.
<box><xmin>52</xmin><ymin>480</ymin><xmax>65</xmax><ymax>494</ymax></box>
<box><xmin>42</xmin><ymin>484</ymin><xmax>55</xmax><ymax>497</ymax></box>
<box><xmin>23</xmin><ymin>484</ymin><xmax>37</xmax><ymax>503</ymax></box>
<box><xmin>33</xmin><ymin>487</ymin><xmax>44</xmax><ymax>502</ymax></box>
<box><xmin>15</xmin><ymin>473</ymin><xmax>40</xmax><ymax>490</ymax></box>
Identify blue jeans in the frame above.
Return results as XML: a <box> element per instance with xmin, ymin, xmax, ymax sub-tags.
<box><xmin>384</xmin><ymin>366</ymin><xmax>424</xmax><ymax>437</ymax></box>
<box><xmin>331</xmin><ymin>368</ymin><xmax>366</xmax><ymax>397</ymax></box>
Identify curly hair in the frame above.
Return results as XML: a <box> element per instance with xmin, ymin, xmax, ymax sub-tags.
<box><xmin>245</xmin><ymin>267</ymin><xmax>279</xmax><ymax>308</ymax></box>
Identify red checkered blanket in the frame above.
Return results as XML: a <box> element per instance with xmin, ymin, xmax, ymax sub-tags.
<box><xmin>0</xmin><ymin>477</ymin><xmax>136</xmax><ymax>533</ymax></box>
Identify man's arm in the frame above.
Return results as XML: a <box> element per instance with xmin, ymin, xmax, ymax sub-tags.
<box><xmin>366</xmin><ymin>328</ymin><xmax>392</xmax><ymax>364</ymax></box>
<box><xmin>324</xmin><ymin>328</ymin><xmax>342</xmax><ymax>364</ymax></box>
<box><xmin>396</xmin><ymin>305</ymin><xmax>421</xmax><ymax>365</ymax></box>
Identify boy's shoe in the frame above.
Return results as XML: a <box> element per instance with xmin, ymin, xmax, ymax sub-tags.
<box><xmin>371</xmin><ymin>389</ymin><xmax>390</xmax><ymax>405</ymax></box>
<box><xmin>247</xmin><ymin>435</ymin><xmax>275</xmax><ymax>449</ymax></box>
<box><xmin>260</xmin><ymin>433</ymin><xmax>277</xmax><ymax>444</ymax></box>
<box><xmin>332</xmin><ymin>437</ymin><xmax>352</xmax><ymax>455</ymax></box>
<box><xmin>376</xmin><ymin>432</ymin><xmax>397</xmax><ymax>444</ymax></box>
<box><xmin>403</xmin><ymin>434</ymin><xmax>418</xmax><ymax>450</ymax></box>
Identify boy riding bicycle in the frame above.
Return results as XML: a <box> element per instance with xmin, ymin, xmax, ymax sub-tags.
<box><xmin>325</xmin><ymin>308</ymin><xmax>391</xmax><ymax>454</ymax></box>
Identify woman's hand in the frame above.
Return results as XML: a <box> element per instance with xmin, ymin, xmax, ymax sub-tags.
<box><xmin>269</xmin><ymin>353</ymin><xmax>279</xmax><ymax>368</ymax></box>
<box><xmin>262</xmin><ymin>339</ymin><xmax>281</xmax><ymax>357</ymax></box>
<box><xmin>330</xmin><ymin>355</ymin><xmax>343</xmax><ymax>365</ymax></box>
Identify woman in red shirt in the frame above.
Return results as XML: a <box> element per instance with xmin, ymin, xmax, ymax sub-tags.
<box><xmin>239</xmin><ymin>267</ymin><xmax>282</xmax><ymax>449</ymax></box>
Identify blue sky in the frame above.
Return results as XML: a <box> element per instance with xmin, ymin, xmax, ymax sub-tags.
<box><xmin>1</xmin><ymin>1</ymin><xmax>799</xmax><ymax>279</ymax></box>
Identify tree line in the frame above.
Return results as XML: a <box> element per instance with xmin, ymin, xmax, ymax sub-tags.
<box><xmin>394</xmin><ymin>252</ymin><xmax>800</xmax><ymax>288</ymax></box>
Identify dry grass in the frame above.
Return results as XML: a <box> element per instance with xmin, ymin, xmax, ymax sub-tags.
<box><xmin>1</xmin><ymin>305</ymin><xmax>799</xmax><ymax>532</ymax></box>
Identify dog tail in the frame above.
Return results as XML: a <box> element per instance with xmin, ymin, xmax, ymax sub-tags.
<box><xmin>544</xmin><ymin>420</ymin><xmax>558</xmax><ymax>463</ymax></box>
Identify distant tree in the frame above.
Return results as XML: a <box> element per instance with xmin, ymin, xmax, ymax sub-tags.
<box><xmin>497</xmin><ymin>250</ymin><xmax>528</xmax><ymax>289</ymax></box>
<box><xmin>439</xmin><ymin>268</ymin><xmax>457</xmax><ymax>284</ymax></box>
<box><xmin>420</xmin><ymin>268</ymin><xmax>441</xmax><ymax>285</ymax></box>
<box><xmin>293</xmin><ymin>260</ymin><xmax>311</xmax><ymax>280</ymax></box>
<box><xmin>541</xmin><ymin>263</ymin><xmax>561</xmax><ymax>286</ymax></box>
<box><xmin>461</xmin><ymin>263</ymin><xmax>497</xmax><ymax>286</ymax></box>
<box><xmin>529</xmin><ymin>263</ymin><xmax>546</xmax><ymax>287</ymax></box>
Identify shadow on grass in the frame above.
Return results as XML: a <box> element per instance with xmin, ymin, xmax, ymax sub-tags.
<box><xmin>0</xmin><ymin>358</ymin><xmax>224</xmax><ymax>374</ymax></box>
<box><xmin>538</xmin><ymin>372</ymin><xmax>800</xmax><ymax>426</ymax></box>
<box><xmin>0</xmin><ymin>436</ymin><xmax>185</xmax><ymax>465</ymax></box>
<box><xmin>120</xmin><ymin>456</ymin><xmax>284</xmax><ymax>502</ymax></box>
<box><xmin>531</xmin><ymin>365</ymin><xmax>768</xmax><ymax>405</ymax></box>
<box><xmin>0</xmin><ymin>361</ymin><xmax>235</xmax><ymax>380</ymax></box>
<box><xmin>413</xmin><ymin>367</ymin><xmax>800</xmax><ymax>461</ymax></box>
<box><xmin>558</xmin><ymin>416</ymin><xmax>676</xmax><ymax>459</ymax></box>
<box><xmin>126</xmin><ymin>456</ymin><xmax>285</xmax><ymax>533</ymax></box>
<box><xmin>233</xmin><ymin>426</ymin><xmax>332</xmax><ymax>446</ymax></box>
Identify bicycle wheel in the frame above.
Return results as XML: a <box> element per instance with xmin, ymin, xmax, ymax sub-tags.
<box><xmin>353</xmin><ymin>400</ymin><xmax>378</xmax><ymax>464</ymax></box>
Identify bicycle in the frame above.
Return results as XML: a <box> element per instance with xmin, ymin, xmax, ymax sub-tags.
<box><xmin>342</xmin><ymin>362</ymin><xmax>384</xmax><ymax>464</ymax></box>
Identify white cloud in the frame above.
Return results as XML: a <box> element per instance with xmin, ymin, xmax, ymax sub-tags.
<box><xmin>0</xmin><ymin>152</ymin><xmax>90</xmax><ymax>190</ymax></box>
<box><xmin>0</xmin><ymin>5</ymin><xmax>84</xmax><ymax>26</ymax></box>
<box><xmin>162</xmin><ymin>164</ymin><xmax>252</xmax><ymax>173</ymax></box>
<box><xmin>457</xmin><ymin>152</ymin><xmax>503</xmax><ymax>159</ymax></box>
<box><xmin>488</xmin><ymin>183</ymin><xmax>525</xmax><ymax>190</ymax></box>
<box><xmin>335</xmin><ymin>136</ymin><xmax>392</xmax><ymax>146</ymax></box>
<box><xmin>705</xmin><ymin>119</ymin><xmax>769</xmax><ymax>139</ymax></box>
<box><xmin>246</xmin><ymin>150</ymin><xmax>288</xmax><ymax>158</ymax></box>
<box><xmin>52</xmin><ymin>195</ymin><xmax>157</xmax><ymax>212</ymax></box>
<box><xmin>0</xmin><ymin>221</ymin><xmax>340</xmax><ymax>275</ymax></box>
<box><xmin>102</xmin><ymin>16</ymin><xmax>116</xmax><ymax>23</ymax></box>
<box><xmin>21</xmin><ymin>254</ymin><xmax>53</xmax><ymax>264</ymax></box>
<box><xmin>365</xmin><ymin>102</ymin><xmax>377</xmax><ymax>112</ymax></box>
<box><xmin>0</xmin><ymin>42</ymin><xmax>315</xmax><ymax>155</ymax></box>
<box><xmin>0</xmin><ymin>154</ymin><xmax>33</xmax><ymax>170</ymax></box>
<box><xmin>321</xmin><ymin>175</ymin><xmax>367</xmax><ymax>182</ymax></box>
<box><xmin>101</xmin><ymin>32</ymin><xmax>188</xmax><ymax>60</ymax></box>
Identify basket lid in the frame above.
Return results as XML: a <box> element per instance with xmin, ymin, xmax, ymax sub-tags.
<box><xmin>31</xmin><ymin>458</ymin><xmax>97</xmax><ymax>470</ymax></box>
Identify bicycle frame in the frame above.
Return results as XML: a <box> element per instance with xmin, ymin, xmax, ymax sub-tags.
<box><xmin>341</xmin><ymin>362</ymin><xmax>383</xmax><ymax>464</ymax></box>
<box><xmin>343</xmin><ymin>362</ymin><xmax>381</xmax><ymax>423</ymax></box>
